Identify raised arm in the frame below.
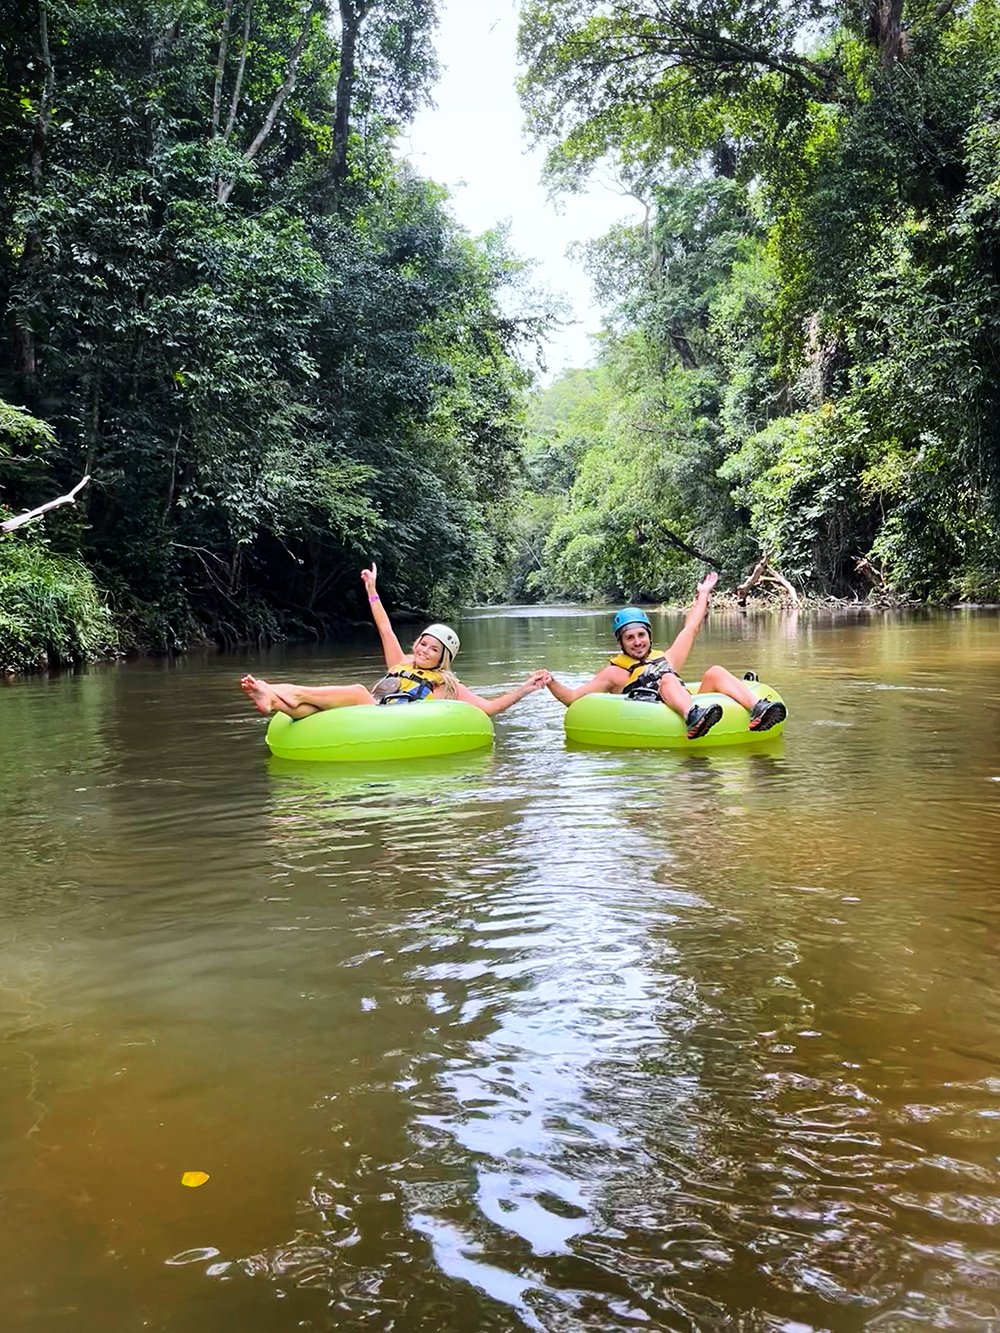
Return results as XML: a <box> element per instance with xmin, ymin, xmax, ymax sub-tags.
<box><xmin>665</xmin><ymin>570</ymin><xmax>718</xmax><ymax>673</ymax></box>
<box><xmin>454</xmin><ymin>670</ymin><xmax>551</xmax><ymax>718</ymax></box>
<box><xmin>361</xmin><ymin>564</ymin><xmax>405</xmax><ymax>668</ymax></box>
<box><xmin>544</xmin><ymin>666</ymin><xmax>621</xmax><ymax>707</ymax></box>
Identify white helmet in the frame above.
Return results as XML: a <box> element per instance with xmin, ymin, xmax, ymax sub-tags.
<box><xmin>422</xmin><ymin>622</ymin><xmax>460</xmax><ymax>665</ymax></box>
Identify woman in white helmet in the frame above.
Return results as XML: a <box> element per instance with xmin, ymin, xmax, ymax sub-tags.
<box><xmin>240</xmin><ymin>565</ymin><xmax>549</xmax><ymax>719</ymax></box>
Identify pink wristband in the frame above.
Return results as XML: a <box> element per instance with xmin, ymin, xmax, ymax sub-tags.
<box><xmin>368</xmin><ymin>594</ymin><xmax>380</xmax><ymax>603</ymax></box>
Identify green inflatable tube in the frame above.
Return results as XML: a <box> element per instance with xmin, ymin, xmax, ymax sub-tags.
<box><xmin>265</xmin><ymin>700</ymin><xmax>494</xmax><ymax>763</ymax></box>
<box><xmin>564</xmin><ymin>684</ymin><xmax>786</xmax><ymax>750</ymax></box>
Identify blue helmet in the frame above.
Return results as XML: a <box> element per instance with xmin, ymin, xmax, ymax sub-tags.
<box><xmin>612</xmin><ymin>607</ymin><xmax>652</xmax><ymax>639</ymax></box>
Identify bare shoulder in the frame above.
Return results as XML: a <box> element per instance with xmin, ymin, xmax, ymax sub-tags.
<box><xmin>592</xmin><ymin>663</ymin><xmax>626</xmax><ymax>690</ymax></box>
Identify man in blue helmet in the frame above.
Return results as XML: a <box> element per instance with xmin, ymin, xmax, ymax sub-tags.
<box><xmin>543</xmin><ymin>571</ymin><xmax>787</xmax><ymax>739</ymax></box>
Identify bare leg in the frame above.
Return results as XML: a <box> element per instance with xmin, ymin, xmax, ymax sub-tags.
<box><xmin>695</xmin><ymin>666</ymin><xmax>786</xmax><ymax>730</ymax></box>
<box><xmin>288</xmin><ymin>683</ymin><xmax>376</xmax><ymax>711</ymax></box>
<box><xmin>240</xmin><ymin>675</ymin><xmax>374</xmax><ymax>719</ymax></box>
<box><xmin>240</xmin><ymin>674</ymin><xmax>320</xmax><ymax>718</ymax></box>
<box><xmin>658</xmin><ymin>672</ymin><xmax>697</xmax><ymax>722</ymax></box>
<box><xmin>696</xmin><ymin>665</ymin><xmax>757</xmax><ymax>711</ymax></box>
<box><xmin>659</xmin><ymin>670</ymin><xmax>725</xmax><ymax>739</ymax></box>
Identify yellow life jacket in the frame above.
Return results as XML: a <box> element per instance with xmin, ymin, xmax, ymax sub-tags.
<box><xmin>371</xmin><ymin>662</ymin><xmax>444</xmax><ymax>706</ymax></box>
<box><xmin>608</xmin><ymin>650</ymin><xmax>675</xmax><ymax>701</ymax></box>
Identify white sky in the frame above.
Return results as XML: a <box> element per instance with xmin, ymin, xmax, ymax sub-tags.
<box><xmin>402</xmin><ymin>0</ymin><xmax>644</xmax><ymax>378</ymax></box>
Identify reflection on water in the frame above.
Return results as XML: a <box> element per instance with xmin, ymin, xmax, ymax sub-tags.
<box><xmin>3</xmin><ymin>608</ymin><xmax>1000</xmax><ymax>1330</ymax></box>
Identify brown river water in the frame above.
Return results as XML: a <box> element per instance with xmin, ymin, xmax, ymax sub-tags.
<box><xmin>2</xmin><ymin>605</ymin><xmax>1000</xmax><ymax>1332</ymax></box>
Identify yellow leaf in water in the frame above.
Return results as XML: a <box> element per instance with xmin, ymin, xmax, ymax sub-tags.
<box><xmin>181</xmin><ymin>1171</ymin><xmax>210</xmax><ymax>1188</ymax></box>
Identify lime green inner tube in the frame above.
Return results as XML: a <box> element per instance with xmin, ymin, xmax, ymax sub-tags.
<box><xmin>265</xmin><ymin>700</ymin><xmax>494</xmax><ymax>763</ymax></box>
<box><xmin>564</xmin><ymin>684</ymin><xmax>786</xmax><ymax>750</ymax></box>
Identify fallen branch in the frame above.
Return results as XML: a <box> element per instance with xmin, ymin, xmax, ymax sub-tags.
<box><xmin>1</xmin><ymin>475</ymin><xmax>91</xmax><ymax>532</ymax></box>
<box><xmin>735</xmin><ymin>555</ymin><xmax>800</xmax><ymax>606</ymax></box>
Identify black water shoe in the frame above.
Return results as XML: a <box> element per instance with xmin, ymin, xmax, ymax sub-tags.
<box><xmin>685</xmin><ymin>702</ymin><xmax>723</xmax><ymax>740</ymax></box>
<box><xmin>748</xmin><ymin>698</ymin><xmax>787</xmax><ymax>732</ymax></box>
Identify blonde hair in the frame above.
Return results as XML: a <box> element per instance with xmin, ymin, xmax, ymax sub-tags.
<box><xmin>436</xmin><ymin>669</ymin><xmax>459</xmax><ymax>699</ymax></box>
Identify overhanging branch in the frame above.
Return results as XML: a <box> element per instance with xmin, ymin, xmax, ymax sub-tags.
<box><xmin>2</xmin><ymin>475</ymin><xmax>91</xmax><ymax>532</ymax></box>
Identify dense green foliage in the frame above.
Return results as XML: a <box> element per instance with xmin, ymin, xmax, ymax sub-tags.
<box><xmin>515</xmin><ymin>0</ymin><xmax>1000</xmax><ymax>603</ymax></box>
<box><xmin>0</xmin><ymin>537</ymin><xmax>118</xmax><ymax>673</ymax></box>
<box><xmin>4</xmin><ymin>0</ymin><xmax>998</xmax><ymax>663</ymax></box>
<box><xmin>1</xmin><ymin>398</ymin><xmax>116</xmax><ymax>670</ymax></box>
<box><xmin>0</xmin><ymin>0</ymin><xmax>539</xmax><ymax>664</ymax></box>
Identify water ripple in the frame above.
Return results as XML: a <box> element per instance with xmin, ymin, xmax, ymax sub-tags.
<box><xmin>5</xmin><ymin>620</ymin><xmax>1000</xmax><ymax>1330</ymax></box>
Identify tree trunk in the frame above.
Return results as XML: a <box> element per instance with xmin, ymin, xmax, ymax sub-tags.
<box><xmin>217</xmin><ymin>0</ymin><xmax>323</xmax><ymax>204</ymax></box>
<box><xmin>11</xmin><ymin>1</ymin><xmax>56</xmax><ymax>378</ymax></box>
<box><xmin>669</xmin><ymin>321</ymin><xmax>699</xmax><ymax>370</ymax></box>
<box><xmin>211</xmin><ymin>0</ymin><xmax>235</xmax><ymax>136</ymax></box>
<box><xmin>868</xmin><ymin>0</ymin><xmax>907</xmax><ymax>65</ymax></box>
<box><xmin>222</xmin><ymin>1</ymin><xmax>253</xmax><ymax>142</ymax></box>
<box><xmin>329</xmin><ymin>0</ymin><xmax>370</xmax><ymax>188</ymax></box>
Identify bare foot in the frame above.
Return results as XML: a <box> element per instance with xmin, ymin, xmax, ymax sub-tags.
<box><xmin>240</xmin><ymin>673</ymin><xmax>275</xmax><ymax>715</ymax></box>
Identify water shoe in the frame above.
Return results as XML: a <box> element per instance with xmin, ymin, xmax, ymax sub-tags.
<box><xmin>748</xmin><ymin>698</ymin><xmax>787</xmax><ymax>732</ymax></box>
<box><xmin>685</xmin><ymin>702</ymin><xmax>723</xmax><ymax>739</ymax></box>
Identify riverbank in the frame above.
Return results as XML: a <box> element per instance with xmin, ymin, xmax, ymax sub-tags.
<box><xmin>6</xmin><ymin>574</ymin><xmax>991</xmax><ymax>678</ymax></box>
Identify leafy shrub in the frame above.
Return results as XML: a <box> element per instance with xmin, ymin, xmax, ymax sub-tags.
<box><xmin>0</xmin><ymin>541</ymin><xmax>118</xmax><ymax>672</ymax></box>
